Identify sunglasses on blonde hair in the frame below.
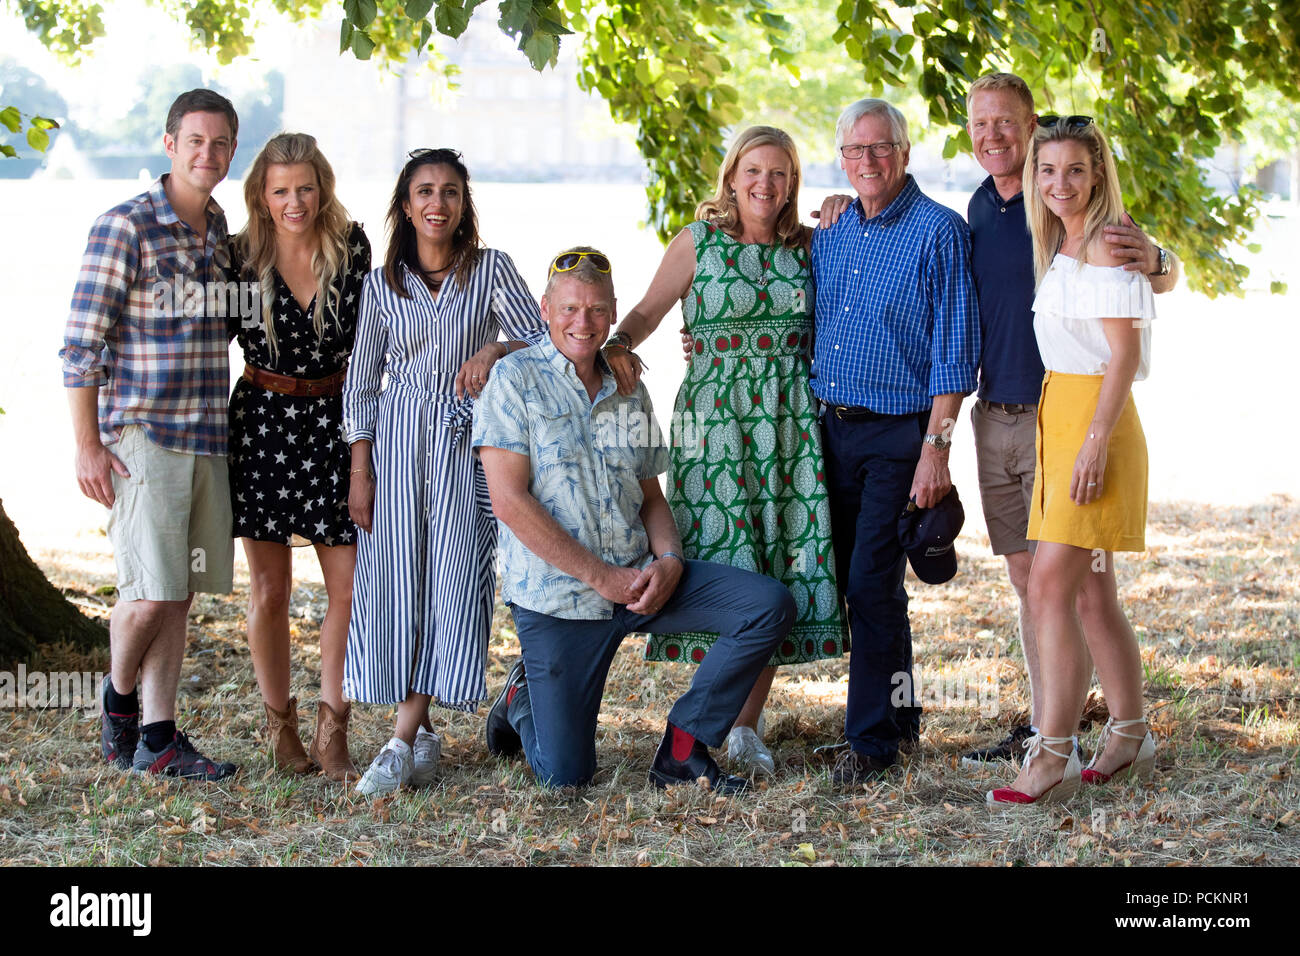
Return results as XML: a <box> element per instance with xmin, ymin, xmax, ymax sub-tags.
<box><xmin>1036</xmin><ymin>114</ymin><xmax>1094</xmax><ymax>130</ymax></box>
<box><xmin>548</xmin><ymin>251</ymin><xmax>612</xmax><ymax>278</ymax></box>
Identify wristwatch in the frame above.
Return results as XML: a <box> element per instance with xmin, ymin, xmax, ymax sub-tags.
<box><xmin>923</xmin><ymin>433</ymin><xmax>952</xmax><ymax>451</ymax></box>
<box><xmin>1149</xmin><ymin>246</ymin><xmax>1170</xmax><ymax>277</ymax></box>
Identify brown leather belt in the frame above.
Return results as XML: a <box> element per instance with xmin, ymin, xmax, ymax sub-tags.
<box><xmin>981</xmin><ymin>400</ymin><xmax>1034</xmax><ymax>415</ymax></box>
<box><xmin>242</xmin><ymin>363</ymin><xmax>347</xmax><ymax>397</ymax></box>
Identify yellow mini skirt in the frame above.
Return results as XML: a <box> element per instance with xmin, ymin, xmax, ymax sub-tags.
<box><xmin>1027</xmin><ymin>371</ymin><xmax>1148</xmax><ymax>553</ymax></box>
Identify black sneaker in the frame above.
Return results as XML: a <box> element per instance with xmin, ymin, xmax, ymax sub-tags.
<box><xmin>132</xmin><ymin>730</ymin><xmax>237</xmax><ymax>781</ymax></box>
<box><xmin>100</xmin><ymin>676</ymin><xmax>139</xmax><ymax>770</ymax></box>
<box><xmin>830</xmin><ymin>749</ymin><xmax>894</xmax><ymax>787</ymax></box>
<box><xmin>961</xmin><ymin>724</ymin><xmax>1036</xmax><ymax>767</ymax></box>
<box><xmin>486</xmin><ymin>659</ymin><xmax>526</xmax><ymax>758</ymax></box>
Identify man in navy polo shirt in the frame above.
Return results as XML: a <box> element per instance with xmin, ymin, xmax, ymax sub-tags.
<box><xmin>960</xmin><ymin>73</ymin><xmax>1180</xmax><ymax>764</ymax></box>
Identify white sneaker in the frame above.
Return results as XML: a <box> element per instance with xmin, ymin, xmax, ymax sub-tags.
<box><xmin>354</xmin><ymin>737</ymin><xmax>413</xmax><ymax>797</ymax></box>
<box><xmin>410</xmin><ymin>728</ymin><xmax>442</xmax><ymax>787</ymax></box>
<box><xmin>725</xmin><ymin>725</ymin><xmax>775</xmax><ymax>777</ymax></box>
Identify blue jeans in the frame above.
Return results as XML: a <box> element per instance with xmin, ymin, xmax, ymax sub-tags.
<box><xmin>508</xmin><ymin>560</ymin><xmax>795</xmax><ymax>788</ymax></box>
<box><xmin>822</xmin><ymin>409</ymin><xmax>928</xmax><ymax>762</ymax></box>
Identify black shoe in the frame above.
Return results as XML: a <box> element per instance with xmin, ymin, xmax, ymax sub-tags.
<box><xmin>100</xmin><ymin>676</ymin><xmax>139</xmax><ymax>770</ymax></box>
<box><xmin>132</xmin><ymin>730</ymin><xmax>237</xmax><ymax>781</ymax></box>
<box><xmin>960</xmin><ymin>724</ymin><xmax>1037</xmax><ymax>768</ymax></box>
<box><xmin>830</xmin><ymin>748</ymin><xmax>894</xmax><ymax>787</ymax></box>
<box><xmin>486</xmin><ymin>659</ymin><xmax>526</xmax><ymax>758</ymax></box>
<box><xmin>648</xmin><ymin>727</ymin><xmax>748</xmax><ymax>795</ymax></box>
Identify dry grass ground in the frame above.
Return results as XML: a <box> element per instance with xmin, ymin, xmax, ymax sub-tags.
<box><xmin>1</xmin><ymin>497</ymin><xmax>1296</xmax><ymax>867</ymax></box>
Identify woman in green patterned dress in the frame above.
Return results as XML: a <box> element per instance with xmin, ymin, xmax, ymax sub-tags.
<box><xmin>604</xmin><ymin>126</ymin><xmax>847</xmax><ymax>776</ymax></box>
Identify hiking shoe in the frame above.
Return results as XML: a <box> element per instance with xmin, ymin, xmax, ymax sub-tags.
<box><xmin>830</xmin><ymin>749</ymin><xmax>893</xmax><ymax>787</ymax></box>
<box><xmin>725</xmin><ymin>725</ymin><xmax>775</xmax><ymax>777</ymax></box>
<box><xmin>354</xmin><ymin>737</ymin><xmax>413</xmax><ymax>797</ymax></box>
<box><xmin>132</xmin><ymin>730</ymin><xmax>237</xmax><ymax>781</ymax></box>
<box><xmin>486</xmin><ymin>659</ymin><xmax>526</xmax><ymax>758</ymax></box>
<box><xmin>100</xmin><ymin>676</ymin><xmax>139</xmax><ymax>770</ymax></box>
<box><xmin>409</xmin><ymin>728</ymin><xmax>442</xmax><ymax>788</ymax></box>
<box><xmin>961</xmin><ymin>724</ymin><xmax>1037</xmax><ymax>768</ymax></box>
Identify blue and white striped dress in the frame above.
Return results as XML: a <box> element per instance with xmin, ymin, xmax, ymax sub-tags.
<box><xmin>341</xmin><ymin>251</ymin><xmax>545</xmax><ymax>709</ymax></box>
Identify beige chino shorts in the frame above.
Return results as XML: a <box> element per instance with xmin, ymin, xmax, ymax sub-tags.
<box><xmin>970</xmin><ymin>399</ymin><xmax>1038</xmax><ymax>556</ymax></box>
<box><xmin>107</xmin><ymin>426</ymin><xmax>234</xmax><ymax>601</ymax></box>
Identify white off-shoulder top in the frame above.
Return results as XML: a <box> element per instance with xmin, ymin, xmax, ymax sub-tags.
<box><xmin>1031</xmin><ymin>254</ymin><xmax>1156</xmax><ymax>381</ymax></box>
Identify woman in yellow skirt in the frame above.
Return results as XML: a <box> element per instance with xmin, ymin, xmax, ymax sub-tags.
<box><xmin>987</xmin><ymin>116</ymin><xmax>1158</xmax><ymax>806</ymax></box>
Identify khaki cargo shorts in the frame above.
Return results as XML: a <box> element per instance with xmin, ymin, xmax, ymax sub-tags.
<box><xmin>107</xmin><ymin>426</ymin><xmax>234</xmax><ymax>602</ymax></box>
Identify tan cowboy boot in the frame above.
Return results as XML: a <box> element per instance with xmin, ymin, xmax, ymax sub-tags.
<box><xmin>264</xmin><ymin>696</ymin><xmax>314</xmax><ymax>773</ymax></box>
<box><xmin>310</xmin><ymin>700</ymin><xmax>359</xmax><ymax>783</ymax></box>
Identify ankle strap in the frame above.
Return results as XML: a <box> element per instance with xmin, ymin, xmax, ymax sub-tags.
<box><xmin>1104</xmin><ymin>717</ymin><xmax>1147</xmax><ymax>740</ymax></box>
<box><xmin>1024</xmin><ymin>733</ymin><xmax>1074</xmax><ymax>761</ymax></box>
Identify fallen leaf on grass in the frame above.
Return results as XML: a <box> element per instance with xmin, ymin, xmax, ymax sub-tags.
<box><xmin>791</xmin><ymin>843</ymin><xmax>816</xmax><ymax>863</ymax></box>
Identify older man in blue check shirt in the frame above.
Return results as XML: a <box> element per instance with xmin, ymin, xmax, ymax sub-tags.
<box><xmin>811</xmin><ymin>98</ymin><xmax>980</xmax><ymax>785</ymax></box>
<box><xmin>474</xmin><ymin>248</ymin><xmax>794</xmax><ymax>792</ymax></box>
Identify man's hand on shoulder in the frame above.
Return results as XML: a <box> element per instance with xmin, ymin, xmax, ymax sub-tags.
<box><xmin>1103</xmin><ymin>213</ymin><xmax>1161</xmax><ymax>274</ymax></box>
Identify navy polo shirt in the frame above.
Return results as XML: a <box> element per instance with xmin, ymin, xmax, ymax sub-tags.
<box><xmin>968</xmin><ymin>176</ymin><xmax>1044</xmax><ymax>405</ymax></box>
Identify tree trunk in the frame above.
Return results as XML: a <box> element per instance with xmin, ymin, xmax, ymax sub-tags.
<box><xmin>0</xmin><ymin>498</ymin><xmax>108</xmax><ymax>664</ymax></box>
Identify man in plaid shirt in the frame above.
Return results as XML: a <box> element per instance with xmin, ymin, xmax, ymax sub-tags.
<box><xmin>60</xmin><ymin>89</ymin><xmax>241</xmax><ymax>781</ymax></box>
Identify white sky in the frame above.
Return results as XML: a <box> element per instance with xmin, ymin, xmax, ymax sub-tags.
<box><xmin>2</xmin><ymin>0</ymin><xmax>293</xmax><ymax>125</ymax></box>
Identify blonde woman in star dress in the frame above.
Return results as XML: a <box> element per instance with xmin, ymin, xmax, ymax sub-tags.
<box><xmin>228</xmin><ymin>132</ymin><xmax>371</xmax><ymax>782</ymax></box>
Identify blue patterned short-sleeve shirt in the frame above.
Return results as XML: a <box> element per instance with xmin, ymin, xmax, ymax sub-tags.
<box><xmin>472</xmin><ymin>335</ymin><xmax>671</xmax><ymax>620</ymax></box>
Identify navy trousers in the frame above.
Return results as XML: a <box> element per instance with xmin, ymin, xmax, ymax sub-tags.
<box><xmin>508</xmin><ymin>560</ymin><xmax>794</xmax><ymax>788</ymax></box>
<box><xmin>822</xmin><ymin>409</ymin><xmax>928</xmax><ymax>762</ymax></box>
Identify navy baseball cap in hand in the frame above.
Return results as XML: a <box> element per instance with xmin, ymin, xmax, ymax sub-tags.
<box><xmin>897</xmin><ymin>486</ymin><xmax>965</xmax><ymax>585</ymax></box>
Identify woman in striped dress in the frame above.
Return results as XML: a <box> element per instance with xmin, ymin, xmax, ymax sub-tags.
<box><xmin>342</xmin><ymin>149</ymin><xmax>546</xmax><ymax>796</ymax></box>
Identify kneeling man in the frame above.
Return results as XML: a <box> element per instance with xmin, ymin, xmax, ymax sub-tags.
<box><xmin>473</xmin><ymin>247</ymin><xmax>795</xmax><ymax>792</ymax></box>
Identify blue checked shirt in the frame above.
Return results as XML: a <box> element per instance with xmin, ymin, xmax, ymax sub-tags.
<box><xmin>60</xmin><ymin>177</ymin><xmax>232</xmax><ymax>456</ymax></box>
<box><xmin>472</xmin><ymin>336</ymin><xmax>671</xmax><ymax>620</ymax></box>
<box><xmin>810</xmin><ymin>176</ymin><xmax>980</xmax><ymax>414</ymax></box>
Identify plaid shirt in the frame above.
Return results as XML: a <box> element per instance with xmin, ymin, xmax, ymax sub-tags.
<box><xmin>60</xmin><ymin>176</ymin><xmax>232</xmax><ymax>456</ymax></box>
<box><xmin>810</xmin><ymin>176</ymin><xmax>981</xmax><ymax>414</ymax></box>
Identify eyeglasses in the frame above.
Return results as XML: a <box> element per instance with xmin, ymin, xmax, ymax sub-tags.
<box><xmin>548</xmin><ymin>251</ymin><xmax>612</xmax><ymax>278</ymax></box>
<box><xmin>406</xmin><ymin>147</ymin><xmax>464</xmax><ymax>164</ymax></box>
<box><xmin>1037</xmin><ymin>115</ymin><xmax>1094</xmax><ymax>130</ymax></box>
<box><xmin>839</xmin><ymin>142</ymin><xmax>901</xmax><ymax>160</ymax></box>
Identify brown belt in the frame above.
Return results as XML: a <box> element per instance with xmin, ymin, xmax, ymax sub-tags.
<box><xmin>242</xmin><ymin>363</ymin><xmax>347</xmax><ymax>397</ymax></box>
<box><xmin>981</xmin><ymin>400</ymin><xmax>1035</xmax><ymax>415</ymax></box>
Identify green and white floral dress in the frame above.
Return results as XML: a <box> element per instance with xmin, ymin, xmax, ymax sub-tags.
<box><xmin>645</xmin><ymin>220</ymin><xmax>848</xmax><ymax>667</ymax></box>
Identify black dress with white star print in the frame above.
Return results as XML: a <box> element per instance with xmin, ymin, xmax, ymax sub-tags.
<box><xmin>228</xmin><ymin>222</ymin><xmax>372</xmax><ymax>546</ymax></box>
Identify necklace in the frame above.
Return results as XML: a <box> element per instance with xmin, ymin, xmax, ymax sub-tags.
<box><xmin>420</xmin><ymin>259</ymin><xmax>453</xmax><ymax>293</ymax></box>
<box><xmin>756</xmin><ymin>239</ymin><xmax>780</xmax><ymax>288</ymax></box>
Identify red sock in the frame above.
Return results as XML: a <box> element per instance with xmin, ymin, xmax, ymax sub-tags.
<box><xmin>506</xmin><ymin>686</ymin><xmax>518</xmax><ymax>707</ymax></box>
<box><xmin>670</xmin><ymin>724</ymin><xmax>695</xmax><ymax>761</ymax></box>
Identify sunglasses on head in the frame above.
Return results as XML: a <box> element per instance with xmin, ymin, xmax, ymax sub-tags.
<box><xmin>406</xmin><ymin>147</ymin><xmax>464</xmax><ymax>165</ymax></box>
<box><xmin>548</xmin><ymin>251</ymin><xmax>612</xmax><ymax>277</ymax></box>
<box><xmin>1037</xmin><ymin>114</ymin><xmax>1094</xmax><ymax>130</ymax></box>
